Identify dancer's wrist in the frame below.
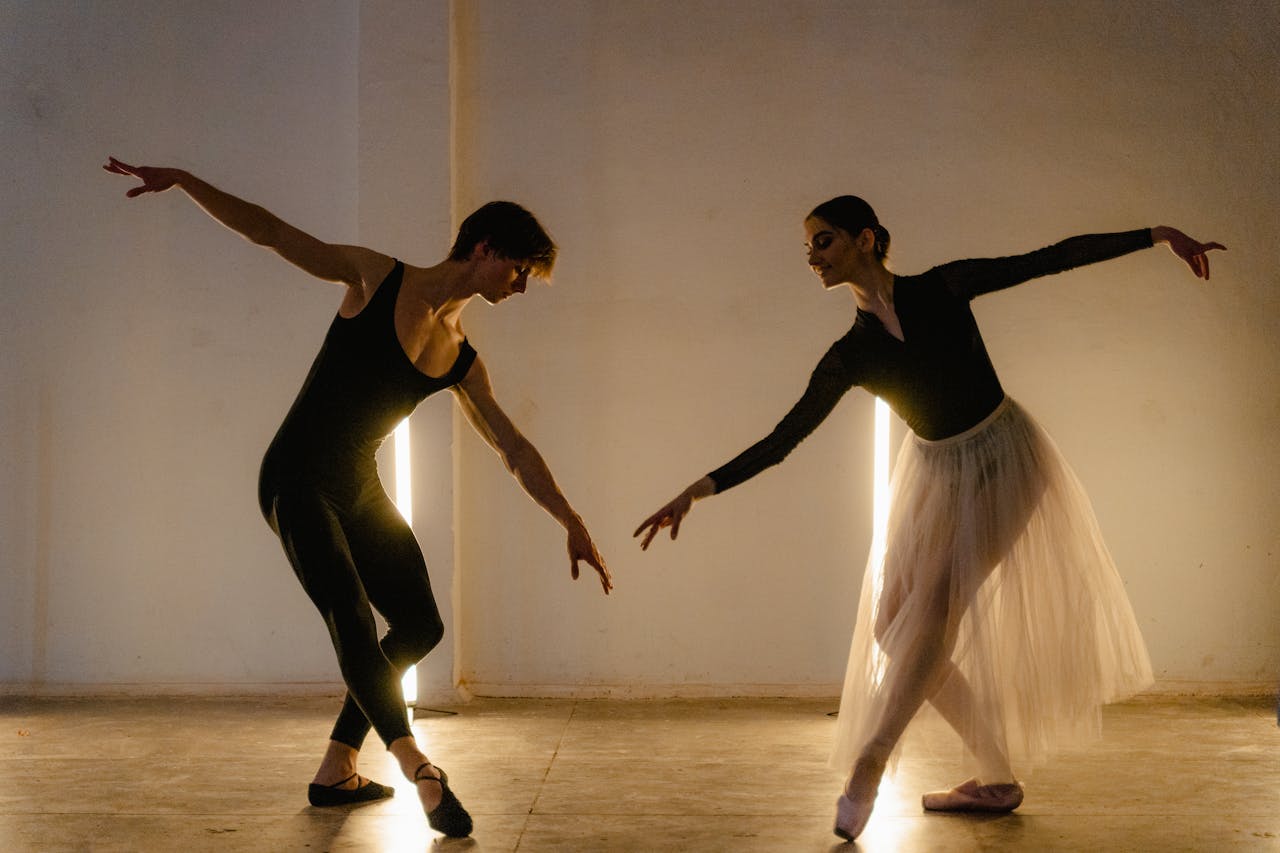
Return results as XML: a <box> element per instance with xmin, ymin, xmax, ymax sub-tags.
<box><xmin>688</xmin><ymin>475</ymin><xmax>716</xmax><ymax>501</ymax></box>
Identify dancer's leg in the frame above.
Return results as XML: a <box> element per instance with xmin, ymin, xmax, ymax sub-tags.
<box><xmin>837</xmin><ymin>575</ymin><xmax>953</xmax><ymax>837</ymax></box>
<box><xmin>326</xmin><ymin>486</ymin><xmax>445</xmax><ymax>752</ymax></box>
<box><xmin>270</xmin><ymin>490</ymin><xmax>415</xmax><ymax>767</ymax></box>
<box><xmin>927</xmin><ymin>660</ymin><xmax>1014</xmax><ymax>782</ymax></box>
<box><xmin>922</xmin><ymin>669</ymin><xmax>1023</xmax><ymax>815</ymax></box>
<box><xmin>859</xmin><ymin>579</ymin><xmax>955</xmax><ymax>769</ymax></box>
<box><xmin>272</xmin><ymin>488</ymin><xmax>471</xmax><ymax>834</ymax></box>
<box><xmin>922</xmin><ymin>455</ymin><xmax>1039</xmax><ymax>786</ymax></box>
<box><xmin>834</xmin><ymin>579</ymin><xmax>954</xmax><ymax>840</ymax></box>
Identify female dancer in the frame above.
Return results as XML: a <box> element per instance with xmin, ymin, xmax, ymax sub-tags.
<box><xmin>106</xmin><ymin>156</ymin><xmax>612</xmax><ymax>837</ymax></box>
<box><xmin>634</xmin><ymin>196</ymin><xmax>1223</xmax><ymax>841</ymax></box>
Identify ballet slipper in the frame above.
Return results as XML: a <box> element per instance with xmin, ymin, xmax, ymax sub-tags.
<box><xmin>921</xmin><ymin>777</ymin><xmax>1024</xmax><ymax>812</ymax></box>
<box><xmin>834</xmin><ymin>756</ymin><xmax>883</xmax><ymax>841</ymax></box>
<box><xmin>414</xmin><ymin>762</ymin><xmax>473</xmax><ymax>838</ymax></box>
<box><xmin>833</xmin><ymin>792</ymin><xmax>875</xmax><ymax>842</ymax></box>
<box><xmin>307</xmin><ymin>772</ymin><xmax>395</xmax><ymax>807</ymax></box>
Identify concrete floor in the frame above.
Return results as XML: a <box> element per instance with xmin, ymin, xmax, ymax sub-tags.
<box><xmin>0</xmin><ymin>695</ymin><xmax>1275</xmax><ymax>852</ymax></box>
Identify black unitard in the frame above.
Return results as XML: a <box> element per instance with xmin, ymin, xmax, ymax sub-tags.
<box><xmin>708</xmin><ymin>230</ymin><xmax>1153</xmax><ymax>491</ymax></box>
<box><xmin>259</xmin><ymin>260</ymin><xmax>476</xmax><ymax>749</ymax></box>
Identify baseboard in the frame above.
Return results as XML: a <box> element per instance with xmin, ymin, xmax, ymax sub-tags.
<box><xmin>1132</xmin><ymin>679</ymin><xmax>1276</xmax><ymax>699</ymax></box>
<box><xmin>0</xmin><ymin>681</ymin><xmax>348</xmax><ymax>698</ymax></box>
<box><xmin>457</xmin><ymin>681</ymin><xmax>845</xmax><ymax>699</ymax></box>
<box><xmin>1</xmin><ymin>679</ymin><xmax>1272</xmax><ymax>701</ymax></box>
<box><xmin>458</xmin><ymin>680</ymin><xmax>1277</xmax><ymax>700</ymax></box>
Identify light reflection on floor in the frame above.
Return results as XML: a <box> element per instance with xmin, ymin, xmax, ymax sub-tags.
<box><xmin>0</xmin><ymin>694</ymin><xmax>1275</xmax><ymax>851</ymax></box>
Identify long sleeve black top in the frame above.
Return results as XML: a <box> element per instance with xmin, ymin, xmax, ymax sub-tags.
<box><xmin>707</xmin><ymin>229</ymin><xmax>1154</xmax><ymax>493</ymax></box>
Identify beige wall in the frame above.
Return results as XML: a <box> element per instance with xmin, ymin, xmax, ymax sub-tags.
<box><xmin>3</xmin><ymin>1</ymin><xmax>364</xmax><ymax>689</ymax></box>
<box><xmin>2</xmin><ymin>1</ymin><xmax>1275</xmax><ymax>697</ymax></box>
<box><xmin>451</xmin><ymin>0</ymin><xmax>1279</xmax><ymax>694</ymax></box>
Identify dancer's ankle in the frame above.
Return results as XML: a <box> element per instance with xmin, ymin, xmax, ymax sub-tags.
<box><xmin>313</xmin><ymin>740</ymin><xmax>360</xmax><ymax>785</ymax></box>
<box><xmin>387</xmin><ymin>736</ymin><xmax>430</xmax><ymax>781</ymax></box>
<box><xmin>845</xmin><ymin>754</ymin><xmax>887</xmax><ymax>800</ymax></box>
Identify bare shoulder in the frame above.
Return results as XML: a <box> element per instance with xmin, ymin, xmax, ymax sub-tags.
<box><xmin>336</xmin><ymin>249</ymin><xmax>398</xmax><ymax>317</ymax></box>
<box><xmin>350</xmin><ymin>248</ymin><xmax>398</xmax><ymax>297</ymax></box>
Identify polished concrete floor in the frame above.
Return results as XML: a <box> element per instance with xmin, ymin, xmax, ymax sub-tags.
<box><xmin>0</xmin><ymin>694</ymin><xmax>1276</xmax><ymax>852</ymax></box>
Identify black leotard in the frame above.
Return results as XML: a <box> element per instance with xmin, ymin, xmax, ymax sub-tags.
<box><xmin>258</xmin><ymin>260</ymin><xmax>476</xmax><ymax>750</ymax></box>
<box><xmin>707</xmin><ymin>230</ymin><xmax>1153</xmax><ymax>493</ymax></box>
<box><xmin>260</xmin><ymin>259</ymin><xmax>476</xmax><ymax>499</ymax></box>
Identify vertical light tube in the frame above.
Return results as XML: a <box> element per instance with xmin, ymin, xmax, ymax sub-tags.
<box><xmin>394</xmin><ymin>418</ymin><xmax>413</xmax><ymax>524</ymax></box>
<box><xmin>393</xmin><ymin>417</ymin><xmax>417</xmax><ymax>707</ymax></box>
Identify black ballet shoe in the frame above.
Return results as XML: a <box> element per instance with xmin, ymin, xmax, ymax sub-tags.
<box><xmin>307</xmin><ymin>773</ymin><xmax>395</xmax><ymax>807</ymax></box>
<box><xmin>415</xmin><ymin>762</ymin><xmax>473</xmax><ymax>838</ymax></box>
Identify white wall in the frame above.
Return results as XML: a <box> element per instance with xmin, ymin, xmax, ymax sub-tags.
<box><xmin>3</xmin><ymin>1</ymin><xmax>1276</xmax><ymax>697</ymax></box>
<box><xmin>2</xmin><ymin>1</ymin><xmax>366</xmax><ymax>689</ymax></box>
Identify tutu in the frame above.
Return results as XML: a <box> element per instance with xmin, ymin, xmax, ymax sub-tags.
<box><xmin>830</xmin><ymin>397</ymin><xmax>1153</xmax><ymax>778</ymax></box>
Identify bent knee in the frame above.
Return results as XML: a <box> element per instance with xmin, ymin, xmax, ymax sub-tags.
<box><xmin>414</xmin><ymin>617</ymin><xmax>445</xmax><ymax>655</ymax></box>
<box><xmin>874</xmin><ymin>585</ymin><xmax>904</xmax><ymax>644</ymax></box>
<box><xmin>872</xmin><ymin>583</ymin><xmax>951</xmax><ymax>649</ymax></box>
<box><xmin>393</xmin><ymin>615</ymin><xmax>445</xmax><ymax>662</ymax></box>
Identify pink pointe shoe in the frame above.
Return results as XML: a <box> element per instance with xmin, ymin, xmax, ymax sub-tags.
<box><xmin>833</xmin><ymin>791</ymin><xmax>875</xmax><ymax>842</ymax></box>
<box><xmin>921</xmin><ymin>777</ymin><xmax>1024</xmax><ymax>812</ymax></box>
<box><xmin>834</xmin><ymin>756</ymin><xmax>884</xmax><ymax>841</ymax></box>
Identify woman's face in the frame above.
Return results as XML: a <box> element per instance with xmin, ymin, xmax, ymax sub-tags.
<box><xmin>804</xmin><ymin>216</ymin><xmax>857</xmax><ymax>288</ymax></box>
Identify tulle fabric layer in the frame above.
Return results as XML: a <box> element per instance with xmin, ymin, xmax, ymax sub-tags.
<box><xmin>830</xmin><ymin>397</ymin><xmax>1153</xmax><ymax>777</ymax></box>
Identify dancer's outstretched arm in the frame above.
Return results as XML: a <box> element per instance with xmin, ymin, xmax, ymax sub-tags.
<box><xmin>103</xmin><ymin>156</ymin><xmax>391</xmax><ymax>298</ymax></box>
<box><xmin>943</xmin><ymin>226</ymin><xmax>1226</xmax><ymax>299</ymax></box>
<box><xmin>635</xmin><ymin>345</ymin><xmax>856</xmax><ymax>551</ymax></box>
<box><xmin>453</xmin><ymin>357</ymin><xmax>613</xmax><ymax>594</ymax></box>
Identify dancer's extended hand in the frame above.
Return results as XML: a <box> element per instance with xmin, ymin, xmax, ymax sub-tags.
<box><xmin>103</xmin><ymin>156</ymin><xmax>182</xmax><ymax>197</ymax></box>
<box><xmin>568</xmin><ymin>521</ymin><xmax>612</xmax><ymax>594</ymax></box>
<box><xmin>1153</xmin><ymin>226</ymin><xmax>1226</xmax><ymax>280</ymax></box>
<box><xmin>634</xmin><ymin>476</ymin><xmax>714</xmax><ymax>550</ymax></box>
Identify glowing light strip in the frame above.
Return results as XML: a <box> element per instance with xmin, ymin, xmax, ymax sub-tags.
<box><xmin>394</xmin><ymin>418</ymin><xmax>413</xmax><ymax>524</ymax></box>
<box><xmin>393</xmin><ymin>417</ymin><xmax>417</xmax><ymax>707</ymax></box>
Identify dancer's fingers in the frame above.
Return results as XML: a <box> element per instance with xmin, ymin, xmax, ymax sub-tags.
<box><xmin>633</xmin><ymin>508</ymin><xmax>665</xmax><ymax>538</ymax></box>
<box><xmin>646</xmin><ymin>516</ymin><xmax>669</xmax><ymax>548</ymax></box>
<box><xmin>572</xmin><ymin>548</ymin><xmax>612</xmax><ymax>593</ymax></box>
<box><xmin>1199</xmin><ymin>242</ymin><xmax>1226</xmax><ymax>281</ymax></box>
<box><xmin>592</xmin><ymin>559</ymin><xmax>613</xmax><ymax>594</ymax></box>
<box><xmin>107</xmin><ymin>156</ymin><xmax>137</xmax><ymax>175</ymax></box>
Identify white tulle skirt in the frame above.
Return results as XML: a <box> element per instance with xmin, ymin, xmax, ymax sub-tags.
<box><xmin>829</xmin><ymin>397</ymin><xmax>1153</xmax><ymax>779</ymax></box>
